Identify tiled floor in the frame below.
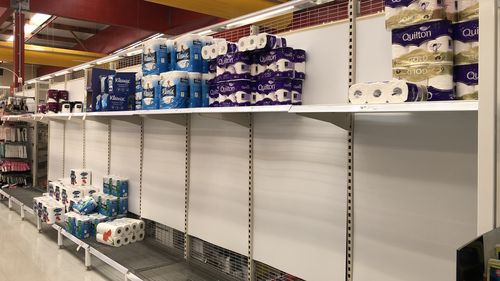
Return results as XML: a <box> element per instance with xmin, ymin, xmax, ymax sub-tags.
<box><xmin>0</xmin><ymin>203</ymin><xmax>114</xmax><ymax>281</ymax></box>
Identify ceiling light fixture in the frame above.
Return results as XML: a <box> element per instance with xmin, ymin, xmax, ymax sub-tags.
<box><xmin>96</xmin><ymin>55</ymin><xmax>121</xmax><ymax>65</ymax></box>
<box><xmin>197</xmin><ymin>30</ymin><xmax>213</xmax><ymax>36</ymax></box>
<box><xmin>73</xmin><ymin>63</ymin><xmax>93</xmax><ymax>71</ymax></box>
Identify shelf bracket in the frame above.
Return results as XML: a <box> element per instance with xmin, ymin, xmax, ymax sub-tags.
<box><xmin>296</xmin><ymin>112</ymin><xmax>352</xmax><ymax>130</ymax></box>
<box><xmin>141</xmin><ymin>114</ymin><xmax>187</xmax><ymax>127</ymax></box>
<box><xmin>198</xmin><ymin>113</ymin><xmax>251</xmax><ymax>128</ymax></box>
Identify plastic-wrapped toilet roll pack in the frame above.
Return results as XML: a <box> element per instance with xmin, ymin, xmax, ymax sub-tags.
<box><xmin>454</xmin><ymin>63</ymin><xmax>478</xmax><ymax>100</ymax></box>
<box><xmin>385</xmin><ymin>0</ymin><xmax>446</xmax><ymax>30</ymax></box>
<box><xmin>70</xmin><ymin>169</ymin><xmax>92</xmax><ymax>186</ymax></box>
<box><xmin>457</xmin><ymin>0</ymin><xmax>478</xmax><ymax>22</ymax></box>
<box><xmin>255</xmin><ymin>47</ymin><xmax>295</xmax><ymax>80</ymax></box>
<box><xmin>142</xmin><ymin>75</ymin><xmax>161</xmax><ymax>110</ymax></box>
<box><xmin>33</xmin><ymin>196</ymin><xmax>65</xmax><ymax>225</ymax></box>
<box><xmin>159</xmin><ymin>71</ymin><xmax>189</xmax><ymax>109</ymax></box>
<box><xmin>453</xmin><ymin>19</ymin><xmax>478</xmax><ymax>65</ymax></box>
<box><xmin>254</xmin><ymin>78</ymin><xmax>292</xmax><ymax>106</ymax></box>
<box><xmin>348</xmin><ymin>80</ymin><xmax>428</xmax><ymax>104</ymax></box>
<box><xmin>393</xmin><ymin>64</ymin><xmax>455</xmax><ymax>100</ymax></box>
<box><xmin>216</xmin><ymin>52</ymin><xmax>252</xmax><ymax>80</ymax></box>
<box><xmin>96</xmin><ymin>218</ymin><xmax>145</xmax><ymax>247</ymax></box>
<box><xmin>237</xmin><ymin>33</ymin><xmax>287</xmax><ymax>52</ymax></box>
<box><xmin>392</xmin><ymin>20</ymin><xmax>453</xmax><ymax>68</ymax></box>
<box><xmin>217</xmin><ymin>80</ymin><xmax>252</xmax><ymax>107</ymax></box>
<box><xmin>175</xmin><ymin>34</ymin><xmax>203</xmax><ymax>72</ymax></box>
<box><xmin>142</xmin><ymin>38</ymin><xmax>170</xmax><ymax>76</ymax></box>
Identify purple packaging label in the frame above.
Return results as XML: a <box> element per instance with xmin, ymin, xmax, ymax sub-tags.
<box><xmin>47</xmin><ymin>102</ymin><xmax>59</xmax><ymax>113</ymax></box>
<box><xmin>216</xmin><ymin>72</ymin><xmax>253</xmax><ymax>82</ymax></box>
<box><xmin>209</xmin><ymin>59</ymin><xmax>217</xmax><ymax>74</ymax></box>
<box><xmin>257</xmin><ymin>47</ymin><xmax>294</xmax><ymax>67</ymax></box>
<box><xmin>427</xmin><ymin>86</ymin><xmax>455</xmax><ymax>101</ymax></box>
<box><xmin>453</xmin><ymin>63</ymin><xmax>478</xmax><ymax>86</ymax></box>
<box><xmin>291</xmin><ymin>79</ymin><xmax>303</xmax><ymax>105</ymax></box>
<box><xmin>58</xmin><ymin>90</ymin><xmax>69</xmax><ymax>101</ymax></box>
<box><xmin>257</xmin><ymin>78</ymin><xmax>292</xmax><ymax>105</ymax></box>
<box><xmin>218</xmin><ymin>80</ymin><xmax>252</xmax><ymax>106</ymax></box>
<box><xmin>384</xmin><ymin>0</ymin><xmax>417</xmax><ymax>8</ymax></box>
<box><xmin>48</xmin><ymin>89</ymin><xmax>59</xmax><ymax>100</ymax></box>
<box><xmin>258</xmin><ymin>69</ymin><xmax>294</xmax><ymax>80</ymax></box>
<box><xmin>392</xmin><ymin>20</ymin><xmax>452</xmax><ymax>47</ymax></box>
<box><xmin>293</xmin><ymin>49</ymin><xmax>306</xmax><ymax>63</ymax></box>
<box><xmin>453</xmin><ymin>19</ymin><xmax>479</xmax><ymax>43</ymax></box>
<box><xmin>217</xmin><ymin>52</ymin><xmax>252</xmax><ymax>68</ymax></box>
<box><xmin>208</xmin><ymin>83</ymin><xmax>219</xmax><ymax>107</ymax></box>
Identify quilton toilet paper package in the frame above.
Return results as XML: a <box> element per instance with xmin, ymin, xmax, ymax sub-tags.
<box><xmin>159</xmin><ymin>71</ymin><xmax>189</xmax><ymax>109</ymax></box>
<box><xmin>392</xmin><ymin>20</ymin><xmax>453</xmax><ymax>67</ymax></box>
<box><xmin>385</xmin><ymin>0</ymin><xmax>445</xmax><ymax>30</ymax></box>
<box><xmin>453</xmin><ymin>19</ymin><xmax>478</xmax><ymax>65</ymax></box>
<box><xmin>142</xmin><ymin>38</ymin><xmax>170</xmax><ymax>76</ymax></box>
<box><xmin>255</xmin><ymin>78</ymin><xmax>292</xmax><ymax>106</ymax></box>
<box><xmin>293</xmin><ymin>49</ymin><xmax>306</xmax><ymax>80</ymax></box>
<box><xmin>291</xmin><ymin>79</ymin><xmax>303</xmax><ymax>105</ymax></box>
<box><xmin>393</xmin><ymin>63</ymin><xmax>455</xmax><ymax>101</ymax></box>
<box><xmin>208</xmin><ymin>81</ymin><xmax>219</xmax><ymax>107</ymax></box>
<box><xmin>457</xmin><ymin>0</ymin><xmax>478</xmax><ymax>22</ymax></box>
<box><xmin>256</xmin><ymin>48</ymin><xmax>295</xmax><ymax>80</ymax></box>
<box><xmin>454</xmin><ymin>63</ymin><xmax>478</xmax><ymax>100</ymax></box>
<box><xmin>217</xmin><ymin>80</ymin><xmax>252</xmax><ymax>107</ymax></box>
<box><xmin>216</xmin><ymin>52</ymin><xmax>252</xmax><ymax>81</ymax></box>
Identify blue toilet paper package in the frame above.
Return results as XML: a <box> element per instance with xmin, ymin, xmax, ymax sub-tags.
<box><xmin>188</xmin><ymin>73</ymin><xmax>202</xmax><ymax>108</ymax></box>
<box><xmin>159</xmin><ymin>71</ymin><xmax>189</xmax><ymax>109</ymax></box>
<box><xmin>175</xmin><ymin>35</ymin><xmax>203</xmax><ymax>72</ymax></box>
<box><xmin>118</xmin><ymin>197</ymin><xmax>128</xmax><ymax>215</ymax></box>
<box><xmin>135</xmin><ymin>72</ymin><xmax>143</xmax><ymax>110</ymax></box>
<box><xmin>201</xmin><ymin>73</ymin><xmax>215</xmax><ymax>107</ymax></box>
<box><xmin>111</xmin><ymin>177</ymin><xmax>129</xmax><ymax>197</ymax></box>
<box><xmin>108</xmin><ymin>72</ymin><xmax>136</xmax><ymax>111</ymax></box>
<box><xmin>87</xmin><ymin>68</ymin><xmax>115</xmax><ymax>112</ymax></box>
<box><xmin>142</xmin><ymin>75</ymin><xmax>161</xmax><ymax>110</ymax></box>
<box><xmin>142</xmin><ymin>38</ymin><xmax>169</xmax><ymax>76</ymax></box>
<box><xmin>75</xmin><ymin>216</ymin><xmax>91</xmax><ymax>239</ymax></box>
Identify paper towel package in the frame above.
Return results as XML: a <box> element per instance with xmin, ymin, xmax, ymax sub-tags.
<box><xmin>385</xmin><ymin>0</ymin><xmax>445</xmax><ymax>30</ymax></box>
<box><xmin>142</xmin><ymin>38</ymin><xmax>169</xmax><ymax>76</ymax></box>
<box><xmin>217</xmin><ymin>80</ymin><xmax>252</xmax><ymax>107</ymax></box>
<box><xmin>70</xmin><ymin>169</ymin><xmax>92</xmax><ymax>186</ymax></box>
<box><xmin>111</xmin><ymin>177</ymin><xmax>129</xmax><ymax>197</ymax></box>
<box><xmin>256</xmin><ymin>78</ymin><xmax>292</xmax><ymax>106</ymax></box>
<box><xmin>64</xmin><ymin>212</ymin><xmax>78</xmax><ymax>234</ymax></box>
<box><xmin>108</xmin><ymin>72</ymin><xmax>136</xmax><ymax>111</ymax></box>
<box><xmin>159</xmin><ymin>71</ymin><xmax>189</xmax><ymax>109</ymax></box>
<box><xmin>454</xmin><ymin>63</ymin><xmax>478</xmax><ymax>100</ymax></box>
<box><xmin>291</xmin><ymin>79</ymin><xmax>303</xmax><ymax>105</ymax></box>
<box><xmin>393</xmin><ymin>64</ymin><xmax>455</xmax><ymax>100</ymax></box>
<box><xmin>201</xmin><ymin>73</ymin><xmax>215</xmax><ymax>107</ymax></box>
<box><xmin>453</xmin><ymin>19</ymin><xmax>478</xmax><ymax>65</ymax></box>
<box><xmin>293</xmin><ymin>49</ymin><xmax>307</xmax><ymax>80</ymax></box>
<box><xmin>457</xmin><ymin>0</ymin><xmax>478</xmax><ymax>22</ymax></box>
<box><xmin>103</xmin><ymin>175</ymin><xmax>112</xmax><ymax>195</ymax></box>
<box><xmin>70</xmin><ymin>196</ymin><xmax>97</xmax><ymax>215</ymax></box>
<box><xmin>98</xmin><ymin>194</ymin><xmax>118</xmax><ymax>217</ymax></box>
<box><xmin>175</xmin><ymin>34</ymin><xmax>203</xmax><ymax>72</ymax></box>
<box><xmin>188</xmin><ymin>72</ymin><xmax>202</xmax><ymax>108</ymax></box>
<box><xmin>392</xmin><ymin>20</ymin><xmax>453</xmax><ymax>67</ymax></box>
<box><xmin>142</xmin><ymin>75</ymin><xmax>161</xmax><ymax>110</ymax></box>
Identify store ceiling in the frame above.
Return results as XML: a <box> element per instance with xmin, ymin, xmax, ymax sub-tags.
<box><xmin>0</xmin><ymin>0</ymin><xmax>286</xmax><ymax>70</ymax></box>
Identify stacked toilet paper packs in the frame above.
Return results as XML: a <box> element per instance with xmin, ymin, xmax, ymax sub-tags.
<box><xmin>96</xmin><ymin>218</ymin><xmax>145</xmax><ymax>247</ymax></box>
<box><xmin>453</xmin><ymin>18</ymin><xmax>478</xmax><ymax>99</ymax></box>
<box><xmin>384</xmin><ymin>0</ymin><xmax>446</xmax><ymax>29</ymax></box>
<box><xmin>33</xmin><ymin>196</ymin><xmax>65</xmax><ymax>225</ymax></box>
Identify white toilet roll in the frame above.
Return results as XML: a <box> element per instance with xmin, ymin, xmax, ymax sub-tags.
<box><xmin>246</xmin><ymin>35</ymin><xmax>257</xmax><ymax>51</ymax></box>
<box><xmin>238</xmin><ymin>37</ymin><xmax>248</xmax><ymax>52</ymax></box>
<box><xmin>392</xmin><ymin>45</ymin><xmax>408</xmax><ymax>60</ymax></box>
<box><xmin>456</xmin><ymin>82</ymin><xmax>476</xmax><ymax>98</ymax></box>
<box><xmin>427</xmin><ymin>36</ymin><xmax>452</xmax><ymax>54</ymax></box>
<box><xmin>408</xmin><ymin>45</ymin><xmax>420</xmax><ymax>53</ymax></box>
<box><xmin>348</xmin><ymin>84</ymin><xmax>367</xmax><ymax>105</ymax></box>
<box><xmin>96</xmin><ymin>222</ymin><xmax>125</xmax><ymax>237</ymax></box>
<box><xmin>366</xmin><ymin>83</ymin><xmax>389</xmax><ymax>104</ymax></box>
<box><xmin>137</xmin><ymin>230</ymin><xmax>145</xmax><ymax>241</ymax></box>
<box><xmin>276</xmin><ymin>59</ymin><xmax>293</xmax><ymax>72</ymax></box>
<box><xmin>122</xmin><ymin>235</ymin><xmax>130</xmax><ymax>245</ymax></box>
<box><xmin>129</xmin><ymin>232</ymin><xmax>137</xmax><ymax>243</ymax></box>
<box><xmin>97</xmin><ymin>233</ymin><xmax>123</xmax><ymax>247</ymax></box>
<box><xmin>202</xmin><ymin>45</ymin><xmax>212</xmax><ymax>60</ymax></box>
<box><xmin>454</xmin><ymin>41</ymin><xmax>471</xmax><ymax>55</ymax></box>
<box><xmin>428</xmin><ymin>74</ymin><xmax>453</xmax><ymax>90</ymax></box>
<box><xmin>386</xmin><ymin>80</ymin><xmax>427</xmax><ymax>103</ymax></box>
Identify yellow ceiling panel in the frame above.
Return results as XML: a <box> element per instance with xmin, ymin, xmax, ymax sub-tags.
<box><xmin>147</xmin><ymin>0</ymin><xmax>287</xmax><ymax>19</ymax></box>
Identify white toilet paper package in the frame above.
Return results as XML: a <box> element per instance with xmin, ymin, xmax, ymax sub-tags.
<box><xmin>61</xmin><ymin>185</ymin><xmax>84</xmax><ymax>211</ymax></box>
<box><xmin>255</xmin><ymin>33</ymin><xmax>287</xmax><ymax>50</ymax></box>
<box><xmin>393</xmin><ymin>63</ymin><xmax>455</xmax><ymax>100</ymax></box>
<box><xmin>142</xmin><ymin>38</ymin><xmax>170</xmax><ymax>76</ymax></box>
<box><xmin>255</xmin><ymin>78</ymin><xmax>292</xmax><ymax>106</ymax></box>
<box><xmin>175</xmin><ymin>34</ymin><xmax>203</xmax><ymax>72</ymax></box>
<box><xmin>457</xmin><ymin>0</ymin><xmax>478</xmax><ymax>22</ymax></box>
<box><xmin>217</xmin><ymin>80</ymin><xmax>252</xmax><ymax>107</ymax></box>
<box><xmin>453</xmin><ymin>19</ymin><xmax>478</xmax><ymax>65</ymax></box>
<box><xmin>142</xmin><ymin>75</ymin><xmax>161</xmax><ymax>110</ymax></box>
<box><xmin>159</xmin><ymin>71</ymin><xmax>189</xmax><ymax>109</ymax></box>
<box><xmin>111</xmin><ymin>176</ymin><xmax>129</xmax><ymax>197</ymax></box>
<box><xmin>33</xmin><ymin>196</ymin><xmax>65</xmax><ymax>225</ymax></box>
<box><xmin>385</xmin><ymin>0</ymin><xmax>445</xmax><ymax>30</ymax></box>
<box><xmin>454</xmin><ymin>63</ymin><xmax>478</xmax><ymax>100</ymax></box>
<box><xmin>348</xmin><ymin>80</ymin><xmax>427</xmax><ymax>104</ymax></box>
<box><xmin>70</xmin><ymin>169</ymin><xmax>92</xmax><ymax>186</ymax></box>
<box><xmin>392</xmin><ymin>20</ymin><xmax>453</xmax><ymax>68</ymax></box>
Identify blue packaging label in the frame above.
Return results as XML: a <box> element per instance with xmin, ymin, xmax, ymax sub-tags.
<box><xmin>453</xmin><ymin>19</ymin><xmax>479</xmax><ymax>43</ymax></box>
<box><xmin>189</xmin><ymin>78</ymin><xmax>202</xmax><ymax>108</ymax></box>
<box><xmin>109</xmin><ymin>73</ymin><xmax>136</xmax><ymax>111</ymax></box>
<box><xmin>176</xmin><ymin>39</ymin><xmax>203</xmax><ymax>72</ymax></box>
<box><xmin>160</xmin><ymin>76</ymin><xmax>189</xmax><ymax>109</ymax></box>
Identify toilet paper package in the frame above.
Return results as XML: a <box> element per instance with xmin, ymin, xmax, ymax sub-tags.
<box><xmin>70</xmin><ymin>196</ymin><xmax>97</xmax><ymax>215</ymax></box>
<box><xmin>73</xmin><ymin>102</ymin><xmax>83</xmax><ymax>113</ymax></box>
<box><xmin>457</xmin><ymin>0</ymin><xmax>478</xmax><ymax>22</ymax></box>
<box><xmin>444</xmin><ymin>0</ymin><xmax>457</xmax><ymax>22</ymax></box>
<box><xmin>97</xmin><ymin>194</ymin><xmax>118</xmax><ymax>217</ymax></box>
<box><xmin>103</xmin><ymin>175</ymin><xmax>112</xmax><ymax>195</ymax></box>
<box><xmin>142</xmin><ymin>75</ymin><xmax>161</xmax><ymax>110</ymax></box>
<box><xmin>87</xmin><ymin>68</ymin><xmax>115</xmax><ymax>112</ymax></box>
<box><xmin>142</xmin><ymin>38</ymin><xmax>169</xmax><ymax>76</ymax></box>
<box><xmin>453</xmin><ymin>19</ymin><xmax>478</xmax><ymax>65</ymax></box>
<box><xmin>88</xmin><ymin>213</ymin><xmax>108</xmax><ymax>237</ymax></box>
<box><xmin>291</xmin><ymin>79</ymin><xmax>303</xmax><ymax>105</ymax></box>
<box><xmin>256</xmin><ymin>78</ymin><xmax>292</xmax><ymax>106</ymax></box>
<box><xmin>75</xmin><ymin>215</ymin><xmax>91</xmax><ymax>239</ymax></box>
<box><xmin>201</xmin><ymin>73</ymin><xmax>215</xmax><ymax>107</ymax></box>
<box><xmin>217</xmin><ymin>80</ymin><xmax>252</xmax><ymax>107</ymax></box>
<box><xmin>111</xmin><ymin>176</ymin><xmax>129</xmax><ymax>197</ymax></box>
<box><xmin>70</xmin><ymin>169</ymin><xmax>92</xmax><ymax>186</ymax></box>
<box><xmin>58</xmin><ymin>90</ymin><xmax>69</xmax><ymax>102</ymax></box>
<box><xmin>117</xmin><ymin>197</ymin><xmax>128</xmax><ymax>215</ymax></box>
<box><xmin>34</xmin><ymin>196</ymin><xmax>65</xmax><ymax>224</ymax></box>
<box><xmin>216</xmin><ymin>52</ymin><xmax>252</xmax><ymax>81</ymax></box>
<box><xmin>201</xmin><ymin>36</ymin><xmax>214</xmax><ymax>73</ymax></box>
<box><xmin>61</xmin><ymin>185</ymin><xmax>84</xmax><ymax>210</ymax></box>
<box><xmin>257</xmin><ymin>48</ymin><xmax>295</xmax><ymax>80</ymax></box>
<box><xmin>60</xmin><ymin>102</ymin><xmax>71</xmax><ymax>113</ymax></box>
<box><xmin>392</xmin><ymin>20</ymin><xmax>453</xmax><ymax>68</ymax></box>
<box><xmin>47</xmin><ymin>102</ymin><xmax>58</xmax><ymax>113</ymax></box>
<box><xmin>454</xmin><ymin>63</ymin><xmax>478</xmax><ymax>100</ymax></box>
<box><xmin>64</xmin><ymin>212</ymin><xmax>78</xmax><ymax>234</ymax></box>
<box><xmin>175</xmin><ymin>34</ymin><xmax>203</xmax><ymax>72</ymax></box>
<box><xmin>255</xmin><ymin>33</ymin><xmax>287</xmax><ymax>50</ymax></box>
<box><xmin>385</xmin><ymin>0</ymin><xmax>446</xmax><ymax>30</ymax></box>
<box><xmin>393</xmin><ymin>63</ymin><xmax>455</xmax><ymax>100</ymax></box>
<box><xmin>348</xmin><ymin>80</ymin><xmax>427</xmax><ymax>104</ymax></box>
<box><xmin>47</xmin><ymin>89</ymin><xmax>59</xmax><ymax>103</ymax></box>
<box><xmin>81</xmin><ymin>186</ymin><xmax>100</xmax><ymax>197</ymax></box>
<box><xmin>217</xmin><ymin>40</ymin><xmax>238</xmax><ymax>56</ymax></box>
<box><xmin>208</xmin><ymin>81</ymin><xmax>220</xmax><ymax>107</ymax></box>
<box><xmin>188</xmin><ymin>72</ymin><xmax>202</xmax><ymax>108</ymax></box>
<box><xmin>293</xmin><ymin>49</ymin><xmax>306</xmax><ymax>80</ymax></box>
<box><xmin>108</xmin><ymin>72</ymin><xmax>136</xmax><ymax>111</ymax></box>
<box><xmin>159</xmin><ymin>71</ymin><xmax>189</xmax><ymax>109</ymax></box>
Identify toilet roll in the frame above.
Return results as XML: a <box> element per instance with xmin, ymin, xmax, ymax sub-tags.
<box><xmin>97</xmin><ymin>233</ymin><xmax>123</xmax><ymax>247</ymax></box>
<box><xmin>130</xmin><ymin>232</ymin><xmax>137</xmax><ymax>243</ymax></box>
<box><xmin>386</xmin><ymin>80</ymin><xmax>427</xmax><ymax>103</ymax></box>
<box><xmin>246</xmin><ymin>35</ymin><xmax>258</xmax><ymax>51</ymax></box>
<box><xmin>348</xmin><ymin>84</ymin><xmax>367</xmax><ymax>104</ymax></box>
<box><xmin>218</xmin><ymin>41</ymin><xmax>238</xmax><ymax>55</ymax></box>
<box><xmin>365</xmin><ymin>82</ymin><xmax>390</xmax><ymax>104</ymax></box>
<box><xmin>137</xmin><ymin>230</ymin><xmax>145</xmax><ymax>241</ymax></box>
<box><xmin>122</xmin><ymin>235</ymin><xmax>130</xmax><ymax>246</ymax></box>
<box><xmin>428</xmin><ymin>74</ymin><xmax>454</xmax><ymax>90</ymax></box>
<box><xmin>456</xmin><ymin>82</ymin><xmax>477</xmax><ymax>99</ymax></box>
<box><xmin>202</xmin><ymin>45</ymin><xmax>213</xmax><ymax>60</ymax></box>
<box><xmin>256</xmin><ymin>33</ymin><xmax>282</xmax><ymax>50</ymax></box>
<box><xmin>60</xmin><ymin>102</ymin><xmax>71</xmax><ymax>113</ymax></box>
<box><xmin>96</xmin><ymin>221</ymin><xmax>125</xmax><ymax>237</ymax></box>
<box><xmin>238</xmin><ymin>37</ymin><xmax>249</xmax><ymax>52</ymax></box>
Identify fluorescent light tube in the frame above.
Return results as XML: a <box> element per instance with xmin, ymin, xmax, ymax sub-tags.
<box><xmin>54</xmin><ymin>70</ymin><xmax>70</xmax><ymax>77</ymax></box>
<box><xmin>96</xmin><ymin>55</ymin><xmax>120</xmax><ymax>65</ymax></box>
<box><xmin>227</xmin><ymin>6</ymin><xmax>295</xmax><ymax>28</ymax></box>
<box><xmin>73</xmin><ymin>64</ymin><xmax>92</xmax><ymax>71</ymax></box>
<box><xmin>197</xmin><ymin>30</ymin><xmax>213</xmax><ymax>36</ymax></box>
<box><xmin>126</xmin><ymin>49</ymin><xmax>142</xmax><ymax>56</ymax></box>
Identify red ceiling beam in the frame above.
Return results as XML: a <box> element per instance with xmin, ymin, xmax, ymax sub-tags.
<box><xmin>0</xmin><ymin>0</ymin><xmax>217</xmax><ymax>33</ymax></box>
<box><xmin>0</xmin><ymin>7</ymin><xmax>12</xmax><ymax>27</ymax></box>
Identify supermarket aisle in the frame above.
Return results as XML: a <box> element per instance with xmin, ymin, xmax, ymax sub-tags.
<box><xmin>0</xmin><ymin>203</ymin><xmax>112</xmax><ymax>281</ymax></box>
